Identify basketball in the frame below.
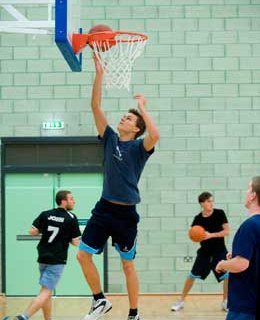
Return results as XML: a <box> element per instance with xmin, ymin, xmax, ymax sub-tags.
<box><xmin>89</xmin><ymin>24</ymin><xmax>113</xmax><ymax>34</ymax></box>
<box><xmin>188</xmin><ymin>225</ymin><xmax>206</xmax><ymax>242</ymax></box>
<box><xmin>88</xmin><ymin>24</ymin><xmax>114</xmax><ymax>51</ymax></box>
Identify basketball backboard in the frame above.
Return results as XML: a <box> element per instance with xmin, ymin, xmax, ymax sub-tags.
<box><xmin>55</xmin><ymin>0</ymin><xmax>82</xmax><ymax>71</ymax></box>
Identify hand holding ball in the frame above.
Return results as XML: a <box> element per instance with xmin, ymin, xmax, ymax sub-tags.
<box><xmin>88</xmin><ymin>24</ymin><xmax>115</xmax><ymax>52</ymax></box>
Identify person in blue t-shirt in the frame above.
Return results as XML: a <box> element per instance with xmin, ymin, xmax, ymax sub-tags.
<box><xmin>216</xmin><ymin>176</ymin><xmax>260</xmax><ymax>320</ymax></box>
<box><xmin>77</xmin><ymin>55</ymin><xmax>159</xmax><ymax>320</ymax></box>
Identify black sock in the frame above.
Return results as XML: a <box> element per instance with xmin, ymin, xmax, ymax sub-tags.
<box><xmin>93</xmin><ymin>292</ymin><xmax>105</xmax><ymax>301</ymax></box>
<box><xmin>129</xmin><ymin>308</ymin><xmax>138</xmax><ymax>316</ymax></box>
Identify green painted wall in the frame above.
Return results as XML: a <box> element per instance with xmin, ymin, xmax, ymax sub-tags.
<box><xmin>1</xmin><ymin>0</ymin><xmax>260</xmax><ymax>294</ymax></box>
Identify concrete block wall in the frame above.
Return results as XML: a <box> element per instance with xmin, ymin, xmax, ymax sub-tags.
<box><xmin>1</xmin><ymin>0</ymin><xmax>260</xmax><ymax>294</ymax></box>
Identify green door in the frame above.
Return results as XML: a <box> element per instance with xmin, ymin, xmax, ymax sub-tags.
<box><xmin>5</xmin><ymin>173</ymin><xmax>104</xmax><ymax>296</ymax></box>
<box><xmin>54</xmin><ymin>173</ymin><xmax>104</xmax><ymax>296</ymax></box>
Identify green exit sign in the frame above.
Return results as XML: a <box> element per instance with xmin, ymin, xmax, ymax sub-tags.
<box><xmin>42</xmin><ymin>121</ymin><xmax>64</xmax><ymax>129</ymax></box>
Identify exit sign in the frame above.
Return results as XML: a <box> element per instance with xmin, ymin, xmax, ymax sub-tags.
<box><xmin>42</xmin><ymin>121</ymin><xmax>64</xmax><ymax>129</ymax></box>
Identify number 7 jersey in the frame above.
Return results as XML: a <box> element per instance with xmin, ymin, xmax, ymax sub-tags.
<box><xmin>32</xmin><ymin>208</ymin><xmax>81</xmax><ymax>264</ymax></box>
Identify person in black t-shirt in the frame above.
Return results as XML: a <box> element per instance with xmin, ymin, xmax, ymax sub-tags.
<box><xmin>14</xmin><ymin>190</ymin><xmax>81</xmax><ymax>320</ymax></box>
<box><xmin>171</xmin><ymin>191</ymin><xmax>230</xmax><ymax>312</ymax></box>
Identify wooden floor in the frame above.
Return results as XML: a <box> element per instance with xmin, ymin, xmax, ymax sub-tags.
<box><xmin>0</xmin><ymin>294</ymin><xmax>227</xmax><ymax>320</ymax></box>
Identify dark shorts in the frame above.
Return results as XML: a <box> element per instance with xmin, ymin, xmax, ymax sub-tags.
<box><xmin>189</xmin><ymin>248</ymin><xmax>229</xmax><ymax>282</ymax></box>
<box><xmin>79</xmin><ymin>198</ymin><xmax>139</xmax><ymax>260</ymax></box>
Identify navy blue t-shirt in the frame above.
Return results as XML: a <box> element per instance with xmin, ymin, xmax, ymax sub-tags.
<box><xmin>101</xmin><ymin>126</ymin><xmax>153</xmax><ymax>204</ymax></box>
<box><xmin>228</xmin><ymin>214</ymin><xmax>260</xmax><ymax>315</ymax></box>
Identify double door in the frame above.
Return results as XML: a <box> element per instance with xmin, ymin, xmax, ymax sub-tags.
<box><xmin>4</xmin><ymin>172</ymin><xmax>104</xmax><ymax>296</ymax></box>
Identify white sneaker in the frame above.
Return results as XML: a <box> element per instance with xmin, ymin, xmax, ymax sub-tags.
<box><xmin>171</xmin><ymin>300</ymin><xmax>184</xmax><ymax>311</ymax></box>
<box><xmin>83</xmin><ymin>298</ymin><xmax>112</xmax><ymax>320</ymax></box>
<box><xmin>222</xmin><ymin>299</ymin><xmax>228</xmax><ymax>312</ymax></box>
<box><xmin>127</xmin><ymin>315</ymin><xmax>142</xmax><ymax>320</ymax></box>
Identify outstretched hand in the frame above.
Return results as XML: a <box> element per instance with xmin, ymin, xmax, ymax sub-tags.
<box><xmin>134</xmin><ymin>94</ymin><xmax>146</xmax><ymax>112</ymax></box>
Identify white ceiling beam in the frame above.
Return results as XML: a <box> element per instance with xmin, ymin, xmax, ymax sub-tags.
<box><xmin>0</xmin><ymin>1</ymin><xmax>54</xmax><ymax>34</ymax></box>
<box><xmin>0</xmin><ymin>20</ymin><xmax>54</xmax><ymax>27</ymax></box>
<box><xmin>47</xmin><ymin>3</ymin><xmax>51</xmax><ymax>20</ymax></box>
<box><xmin>0</xmin><ymin>0</ymin><xmax>54</xmax><ymax>4</ymax></box>
<box><xmin>0</xmin><ymin>26</ymin><xmax>52</xmax><ymax>33</ymax></box>
<box><xmin>2</xmin><ymin>4</ymin><xmax>28</xmax><ymax>20</ymax></box>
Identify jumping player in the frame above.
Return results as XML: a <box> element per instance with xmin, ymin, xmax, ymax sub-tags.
<box><xmin>77</xmin><ymin>55</ymin><xmax>160</xmax><ymax>320</ymax></box>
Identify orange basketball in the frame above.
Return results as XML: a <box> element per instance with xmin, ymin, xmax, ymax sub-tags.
<box><xmin>89</xmin><ymin>24</ymin><xmax>113</xmax><ymax>34</ymax></box>
<box><xmin>88</xmin><ymin>24</ymin><xmax>114</xmax><ymax>51</ymax></box>
<box><xmin>188</xmin><ymin>225</ymin><xmax>206</xmax><ymax>242</ymax></box>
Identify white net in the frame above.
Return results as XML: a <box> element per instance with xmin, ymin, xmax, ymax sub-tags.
<box><xmin>92</xmin><ymin>33</ymin><xmax>147</xmax><ymax>90</ymax></box>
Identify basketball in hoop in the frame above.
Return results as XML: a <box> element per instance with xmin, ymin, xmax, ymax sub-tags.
<box><xmin>90</xmin><ymin>30</ymin><xmax>148</xmax><ymax>90</ymax></box>
<box><xmin>71</xmin><ymin>26</ymin><xmax>148</xmax><ymax>90</ymax></box>
<box><xmin>71</xmin><ymin>24</ymin><xmax>116</xmax><ymax>54</ymax></box>
<box><xmin>88</xmin><ymin>24</ymin><xmax>115</xmax><ymax>52</ymax></box>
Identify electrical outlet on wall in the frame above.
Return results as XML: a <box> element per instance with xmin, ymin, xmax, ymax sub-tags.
<box><xmin>183</xmin><ymin>256</ymin><xmax>193</xmax><ymax>263</ymax></box>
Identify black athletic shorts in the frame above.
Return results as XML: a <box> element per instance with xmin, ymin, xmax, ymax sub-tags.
<box><xmin>189</xmin><ymin>248</ymin><xmax>229</xmax><ymax>282</ymax></box>
<box><xmin>79</xmin><ymin>198</ymin><xmax>139</xmax><ymax>260</ymax></box>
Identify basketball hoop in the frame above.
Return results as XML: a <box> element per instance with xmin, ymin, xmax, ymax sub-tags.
<box><xmin>72</xmin><ymin>31</ymin><xmax>148</xmax><ymax>90</ymax></box>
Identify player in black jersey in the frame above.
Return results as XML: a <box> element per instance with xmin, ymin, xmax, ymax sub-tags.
<box><xmin>14</xmin><ymin>190</ymin><xmax>81</xmax><ymax>320</ymax></box>
<box><xmin>171</xmin><ymin>192</ymin><xmax>230</xmax><ymax>312</ymax></box>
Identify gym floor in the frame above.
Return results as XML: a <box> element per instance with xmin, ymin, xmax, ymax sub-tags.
<box><xmin>1</xmin><ymin>294</ymin><xmax>227</xmax><ymax>320</ymax></box>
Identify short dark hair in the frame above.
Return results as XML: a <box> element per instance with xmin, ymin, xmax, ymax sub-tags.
<box><xmin>56</xmin><ymin>190</ymin><xmax>71</xmax><ymax>205</ymax></box>
<box><xmin>128</xmin><ymin>108</ymin><xmax>146</xmax><ymax>139</ymax></box>
<box><xmin>252</xmin><ymin>176</ymin><xmax>260</xmax><ymax>205</ymax></box>
<box><xmin>198</xmin><ymin>191</ymin><xmax>213</xmax><ymax>204</ymax></box>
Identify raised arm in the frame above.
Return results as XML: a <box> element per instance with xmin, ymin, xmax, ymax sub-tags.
<box><xmin>91</xmin><ymin>55</ymin><xmax>108</xmax><ymax>137</ymax></box>
<box><xmin>135</xmin><ymin>94</ymin><xmax>160</xmax><ymax>151</ymax></box>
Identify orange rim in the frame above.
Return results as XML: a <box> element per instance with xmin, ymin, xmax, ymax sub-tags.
<box><xmin>72</xmin><ymin>31</ymin><xmax>148</xmax><ymax>54</ymax></box>
<box><xmin>88</xmin><ymin>31</ymin><xmax>148</xmax><ymax>43</ymax></box>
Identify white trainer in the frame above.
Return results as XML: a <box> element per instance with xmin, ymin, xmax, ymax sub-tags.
<box><xmin>83</xmin><ymin>298</ymin><xmax>112</xmax><ymax>320</ymax></box>
<box><xmin>127</xmin><ymin>315</ymin><xmax>142</xmax><ymax>320</ymax></box>
<box><xmin>222</xmin><ymin>299</ymin><xmax>228</xmax><ymax>312</ymax></box>
<box><xmin>171</xmin><ymin>300</ymin><xmax>184</xmax><ymax>311</ymax></box>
